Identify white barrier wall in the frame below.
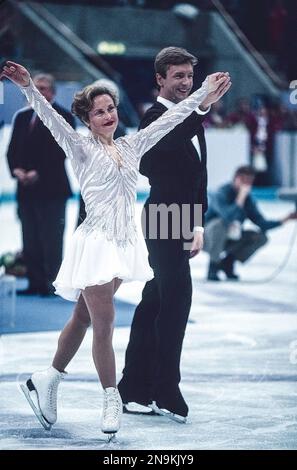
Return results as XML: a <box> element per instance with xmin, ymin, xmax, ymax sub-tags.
<box><xmin>275</xmin><ymin>132</ymin><xmax>297</xmax><ymax>187</ymax></box>
<box><xmin>205</xmin><ymin>127</ymin><xmax>250</xmax><ymax>190</ymax></box>
<box><xmin>1</xmin><ymin>125</ymin><xmax>18</xmax><ymax>195</ymax></box>
<box><xmin>0</xmin><ymin>125</ymin><xmax>250</xmax><ymax>197</ymax></box>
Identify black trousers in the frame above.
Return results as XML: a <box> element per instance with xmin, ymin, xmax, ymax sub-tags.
<box><xmin>122</xmin><ymin>235</ymin><xmax>192</xmax><ymax>398</ymax></box>
<box><xmin>204</xmin><ymin>218</ymin><xmax>268</xmax><ymax>263</ymax></box>
<box><xmin>18</xmin><ymin>198</ymin><xmax>66</xmax><ymax>292</ymax></box>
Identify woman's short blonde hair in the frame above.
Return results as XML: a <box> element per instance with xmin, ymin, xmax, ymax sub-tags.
<box><xmin>72</xmin><ymin>79</ymin><xmax>120</xmax><ymax>125</ymax></box>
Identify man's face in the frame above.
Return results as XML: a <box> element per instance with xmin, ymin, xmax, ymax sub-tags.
<box><xmin>33</xmin><ymin>79</ymin><xmax>55</xmax><ymax>102</ymax></box>
<box><xmin>156</xmin><ymin>63</ymin><xmax>194</xmax><ymax>104</ymax></box>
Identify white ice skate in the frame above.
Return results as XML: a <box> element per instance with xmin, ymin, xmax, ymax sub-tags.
<box><xmin>101</xmin><ymin>387</ymin><xmax>122</xmax><ymax>438</ymax></box>
<box><xmin>149</xmin><ymin>401</ymin><xmax>187</xmax><ymax>424</ymax></box>
<box><xmin>20</xmin><ymin>366</ymin><xmax>65</xmax><ymax>430</ymax></box>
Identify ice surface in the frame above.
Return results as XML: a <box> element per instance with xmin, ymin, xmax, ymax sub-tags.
<box><xmin>0</xmin><ymin>200</ymin><xmax>296</xmax><ymax>450</ymax></box>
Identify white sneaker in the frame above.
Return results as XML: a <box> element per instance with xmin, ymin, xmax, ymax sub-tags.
<box><xmin>101</xmin><ymin>387</ymin><xmax>122</xmax><ymax>434</ymax></box>
<box><xmin>20</xmin><ymin>366</ymin><xmax>65</xmax><ymax>430</ymax></box>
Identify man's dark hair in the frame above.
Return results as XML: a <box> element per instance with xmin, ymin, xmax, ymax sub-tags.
<box><xmin>234</xmin><ymin>165</ymin><xmax>256</xmax><ymax>178</ymax></box>
<box><xmin>154</xmin><ymin>46</ymin><xmax>198</xmax><ymax>78</ymax></box>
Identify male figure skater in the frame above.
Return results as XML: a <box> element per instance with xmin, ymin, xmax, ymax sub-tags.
<box><xmin>119</xmin><ymin>47</ymin><xmax>231</xmax><ymax>421</ymax></box>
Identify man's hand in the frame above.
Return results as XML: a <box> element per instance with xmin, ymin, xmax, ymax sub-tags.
<box><xmin>239</xmin><ymin>184</ymin><xmax>252</xmax><ymax>198</ymax></box>
<box><xmin>25</xmin><ymin>170</ymin><xmax>39</xmax><ymax>186</ymax></box>
<box><xmin>13</xmin><ymin>168</ymin><xmax>27</xmax><ymax>183</ymax></box>
<box><xmin>23</xmin><ymin>170</ymin><xmax>39</xmax><ymax>186</ymax></box>
<box><xmin>13</xmin><ymin>168</ymin><xmax>39</xmax><ymax>186</ymax></box>
<box><xmin>200</xmin><ymin>72</ymin><xmax>232</xmax><ymax>110</ymax></box>
<box><xmin>189</xmin><ymin>231</ymin><xmax>204</xmax><ymax>259</ymax></box>
<box><xmin>236</xmin><ymin>184</ymin><xmax>252</xmax><ymax>207</ymax></box>
<box><xmin>282</xmin><ymin>211</ymin><xmax>297</xmax><ymax>224</ymax></box>
<box><xmin>0</xmin><ymin>61</ymin><xmax>30</xmax><ymax>87</ymax></box>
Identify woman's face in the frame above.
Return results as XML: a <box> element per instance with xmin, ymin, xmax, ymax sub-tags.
<box><xmin>87</xmin><ymin>94</ymin><xmax>118</xmax><ymax>139</ymax></box>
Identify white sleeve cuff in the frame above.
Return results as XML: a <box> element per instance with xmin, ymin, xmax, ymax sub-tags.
<box><xmin>195</xmin><ymin>105</ymin><xmax>211</xmax><ymax>115</ymax></box>
<box><xmin>20</xmin><ymin>77</ymin><xmax>33</xmax><ymax>89</ymax></box>
<box><xmin>193</xmin><ymin>226</ymin><xmax>204</xmax><ymax>233</ymax></box>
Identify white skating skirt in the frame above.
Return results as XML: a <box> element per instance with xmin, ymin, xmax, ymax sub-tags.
<box><xmin>53</xmin><ymin>227</ymin><xmax>153</xmax><ymax>302</ymax></box>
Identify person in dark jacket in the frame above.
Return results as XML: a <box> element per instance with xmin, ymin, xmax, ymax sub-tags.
<box><xmin>204</xmin><ymin>165</ymin><xmax>297</xmax><ymax>281</ymax></box>
<box><xmin>7</xmin><ymin>73</ymin><xmax>75</xmax><ymax>295</ymax></box>
<box><xmin>118</xmin><ymin>47</ymin><xmax>231</xmax><ymax>421</ymax></box>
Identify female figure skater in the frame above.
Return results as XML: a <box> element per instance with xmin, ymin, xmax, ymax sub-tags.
<box><xmin>1</xmin><ymin>61</ymin><xmax>231</xmax><ymax>436</ymax></box>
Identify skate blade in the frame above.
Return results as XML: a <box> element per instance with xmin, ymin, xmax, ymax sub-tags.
<box><xmin>20</xmin><ymin>384</ymin><xmax>52</xmax><ymax>431</ymax></box>
<box><xmin>106</xmin><ymin>433</ymin><xmax>117</xmax><ymax>443</ymax></box>
<box><xmin>149</xmin><ymin>402</ymin><xmax>187</xmax><ymax>424</ymax></box>
<box><xmin>123</xmin><ymin>403</ymin><xmax>158</xmax><ymax>416</ymax></box>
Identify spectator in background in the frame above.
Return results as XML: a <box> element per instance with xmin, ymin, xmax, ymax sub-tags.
<box><xmin>204</xmin><ymin>165</ymin><xmax>297</xmax><ymax>281</ymax></box>
<box><xmin>227</xmin><ymin>99</ymin><xmax>281</xmax><ymax>186</ymax></box>
<box><xmin>251</xmin><ymin>103</ymin><xmax>283</xmax><ymax>186</ymax></box>
<box><xmin>278</xmin><ymin>103</ymin><xmax>297</xmax><ymax>132</ymax></box>
<box><xmin>7</xmin><ymin>73</ymin><xmax>75</xmax><ymax>296</ymax></box>
<box><xmin>251</xmin><ymin>105</ymin><xmax>270</xmax><ymax>180</ymax></box>
<box><xmin>227</xmin><ymin>97</ymin><xmax>255</xmax><ymax>131</ymax></box>
<box><xmin>204</xmin><ymin>100</ymin><xmax>228</xmax><ymax>128</ymax></box>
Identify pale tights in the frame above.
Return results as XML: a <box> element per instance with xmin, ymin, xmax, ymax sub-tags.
<box><xmin>52</xmin><ymin>278</ymin><xmax>122</xmax><ymax>388</ymax></box>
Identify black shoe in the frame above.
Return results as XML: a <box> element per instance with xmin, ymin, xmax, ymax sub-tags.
<box><xmin>154</xmin><ymin>386</ymin><xmax>189</xmax><ymax>418</ymax></box>
<box><xmin>207</xmin><ymin>262</ymin><xmax>221</xmax><ymax>281</ymax></box>
<box><xmin>220</xmin><ymin>255</ymin><xmax>239</xmax><ymax>280</ymax></box>
<box><xmin>118</xmin><ymin>377</ymin><xmax>152</xmax><ymax>407</ymax></box>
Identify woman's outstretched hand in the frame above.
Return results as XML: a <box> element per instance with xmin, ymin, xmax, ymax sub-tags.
<box><xmin>200</xmin><ymin>72</ymin><xmax>232</xmax><ymax>109</ymax></box>
<box><xmin>0</xmin><ymin>61</ymin><xmax>30</xmax><ymax>87</ymax></box>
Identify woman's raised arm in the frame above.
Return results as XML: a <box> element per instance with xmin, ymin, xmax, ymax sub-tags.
<box><xmin>1</xmin><ymin>61</ymin><xmax>80</xmax><ymax>159</ymax></box>
<box><xmin>126</xmin><ymin>72</ymin><xmax>231</xmax><ymax>161</ymax></box>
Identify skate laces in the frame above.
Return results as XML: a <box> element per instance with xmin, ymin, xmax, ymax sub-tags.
<box><xmin>103</xmin><ymin>390</ymin><xmax>121</xmax><ymax>423</ymax></box>
<box><xmin>47</xmin><ymin>375</ymin><xmax>60</xmax><ymax>412</ymax></box>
